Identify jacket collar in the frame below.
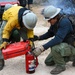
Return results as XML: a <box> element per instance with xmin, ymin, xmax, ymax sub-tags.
<box><xmin>18</xmin><ymin>8</ymin><xmax>28</xmax><ymax>27</ymax></box>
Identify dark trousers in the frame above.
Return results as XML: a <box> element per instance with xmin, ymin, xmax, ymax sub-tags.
<box><xmin>19</xmin><ymin>0</ymin><xmax>26</xmax><ymax>7</ymax></box>
<box><xmin>19</xmin><ymin>0</ymin><xmax>33</xmax><ymax>7</ymax></box>
<box><xmin>45</xmin><ymin>43</ymin><xmax>75</xmax><ymax>67</ymax></box>
<box><xmin>28</xmin><ymin>0</ymin><xmax>33</xmax><ymax>4</ymax></box>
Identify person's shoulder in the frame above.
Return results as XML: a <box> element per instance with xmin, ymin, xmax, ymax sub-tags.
<box><xmin>61</xmin><ymin>16</ymin><xmax>69</xmax><ymax>22</ymax></box>
<box><xmin>60</xmin><ymin>16</ymin><xmax>71</xmax><ymax>24</ymax></box>
<box><xmin>59</xmin><ymin>17</ymin><xmax>72</xmax><ymax>28</ymax></box>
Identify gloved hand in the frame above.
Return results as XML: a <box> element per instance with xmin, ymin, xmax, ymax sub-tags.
<box><xmin>0</xmin><ymin>42</ymin><xmax>8</xmax><ymax>50</ymax></box>
<box><xmin>31</xmin><ymin>46</ymin><xmax>44</xmax><ymax>57</ymax></box>
<box><xmin>33</xmin><ymin>35</ymin><xmax>39</xmax><ymax>41</ymax></box>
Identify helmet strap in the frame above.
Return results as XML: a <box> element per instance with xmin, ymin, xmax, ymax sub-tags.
<box><xmin>23</xmin><ymin>10</ymin><xmax>31</xmax><ymax>16</ymax></box>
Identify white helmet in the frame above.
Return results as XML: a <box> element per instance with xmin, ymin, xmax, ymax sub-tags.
<box><xmin>4</xmin><ymin>4</ymin><xmax>12</xmax><ymax>11</ymax></box>
<box><xmin>22</xmin><ymin>10</ymin><xmax>37</xmax><ymax>29</ymax></box>
<box><xmin>42</xmin><ymin>5</ymin><xmax>61</xmax><ymax>20</ymax></box>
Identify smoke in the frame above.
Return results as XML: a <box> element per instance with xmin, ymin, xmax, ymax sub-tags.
<box><xmin>43</xmin><ymin>0</ymin><xmax>75</xmax><ymax>15</ymax></box>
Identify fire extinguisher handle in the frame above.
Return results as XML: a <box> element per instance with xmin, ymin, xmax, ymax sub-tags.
<box><xmin>34</xmin><ymin>56</ymin><xmax>39</xmax><ymax>67</ymax></box>
<box><xmin>29</xmin><ymin>38</ymin><xmax>35</xmax><ymax>50</ymax></box>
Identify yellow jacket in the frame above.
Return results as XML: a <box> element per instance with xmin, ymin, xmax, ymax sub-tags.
<box><xmin>2</xmin><ymin>6</ymin><xmax>34</xmax><ymax>40</ymax></box>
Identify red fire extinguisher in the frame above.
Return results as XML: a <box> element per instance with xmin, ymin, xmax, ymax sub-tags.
<box><xmin>25</xmin><ymin>51</ymin><xmax>38</xmax><ymax>74</ymax></box>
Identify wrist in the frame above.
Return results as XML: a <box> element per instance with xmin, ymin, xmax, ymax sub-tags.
<box><xmin>39</xmin><ymin>46</ymin><xmax>45</xmax><ymax>52</ymax></box>
<box><xmin>3</xmin><ymin>38</ymin><xmax>9</xmax><ymax>42</ymax></box>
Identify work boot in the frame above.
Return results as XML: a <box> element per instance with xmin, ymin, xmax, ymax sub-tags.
<box><xmin>72</xmin><ymin>60</ymin><xmax>75</xmax><ymax>67</ymax></box>
<box><xmin>0</xmin><ymin>59</ymin><xmax>4</xmax><ymax>70</ymax></box>
<box><xmin>50</xmin><ymin>65</ymin><xmax>66</xmax><ymax>74</ymax></box>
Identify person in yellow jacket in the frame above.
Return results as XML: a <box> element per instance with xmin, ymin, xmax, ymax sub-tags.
<box><xmin>0</xmin><ymin>5</ymin><xmax>37</xmax><ymax>70</ymax></box>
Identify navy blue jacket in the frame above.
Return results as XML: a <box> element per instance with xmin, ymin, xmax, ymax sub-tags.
<box><xmin>39</xmin><ymin>17</ymin><xmax>73</xmax><ymax>49</ymax></box>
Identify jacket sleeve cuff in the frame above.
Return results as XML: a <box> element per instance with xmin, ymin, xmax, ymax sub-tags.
<box><xmin>2</xmin><ymin>38</ymin><xmax>9</xmax><ymax>42</ymax></box>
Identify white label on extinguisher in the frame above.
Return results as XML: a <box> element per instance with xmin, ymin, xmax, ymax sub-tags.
<box><xmin>29</xmin><ymin>60</ymin><xmax>35</xmax><ymax>71</ymax></box>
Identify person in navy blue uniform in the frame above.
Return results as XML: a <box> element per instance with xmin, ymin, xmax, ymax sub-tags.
<box><xmin>32</xmin><ymin>5</ymin><xmax>75</xmax><ymax>74</ymax></box>
<box><xmin>18</xmin><ymin>0</ymin><xmax>33</xmax><ymax>10</ymax></box>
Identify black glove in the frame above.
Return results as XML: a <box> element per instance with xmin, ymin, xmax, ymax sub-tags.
<box><xmin>33</xmin><ymin>35</ymin><xmax>39</xmax><ymax>41</ymax></box>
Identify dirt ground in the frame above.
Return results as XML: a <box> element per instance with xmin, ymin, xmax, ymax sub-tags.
<box><xmin>0</xmin><ymin>5</ymin><xmax>75</xmax><ymax>75</ymax></box>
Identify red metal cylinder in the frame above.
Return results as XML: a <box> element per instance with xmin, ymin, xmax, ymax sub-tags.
<box><xmin>25</xmin><ymin>52</ymin><xmax>38</xmax><ymax>74</ymax></box>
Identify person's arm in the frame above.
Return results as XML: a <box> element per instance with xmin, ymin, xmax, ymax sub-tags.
<box><xmin>39</xmin><ymin>26</ymin><xmax>55</xmax><ymax>40</ymax></box>
<box><xmin>2</xmin><ymin>18</ymin><xmax>18</xmax><ymax>42</ymax></box>
<box><xmin>33</xmin><ymin>26</ymin><xmax>55</xmax><ymax>41</ymax></box>
<box><xmin>0</xmin><ymin>18</ymin><xmax>18</xmax><ymax>49</ymax></box>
